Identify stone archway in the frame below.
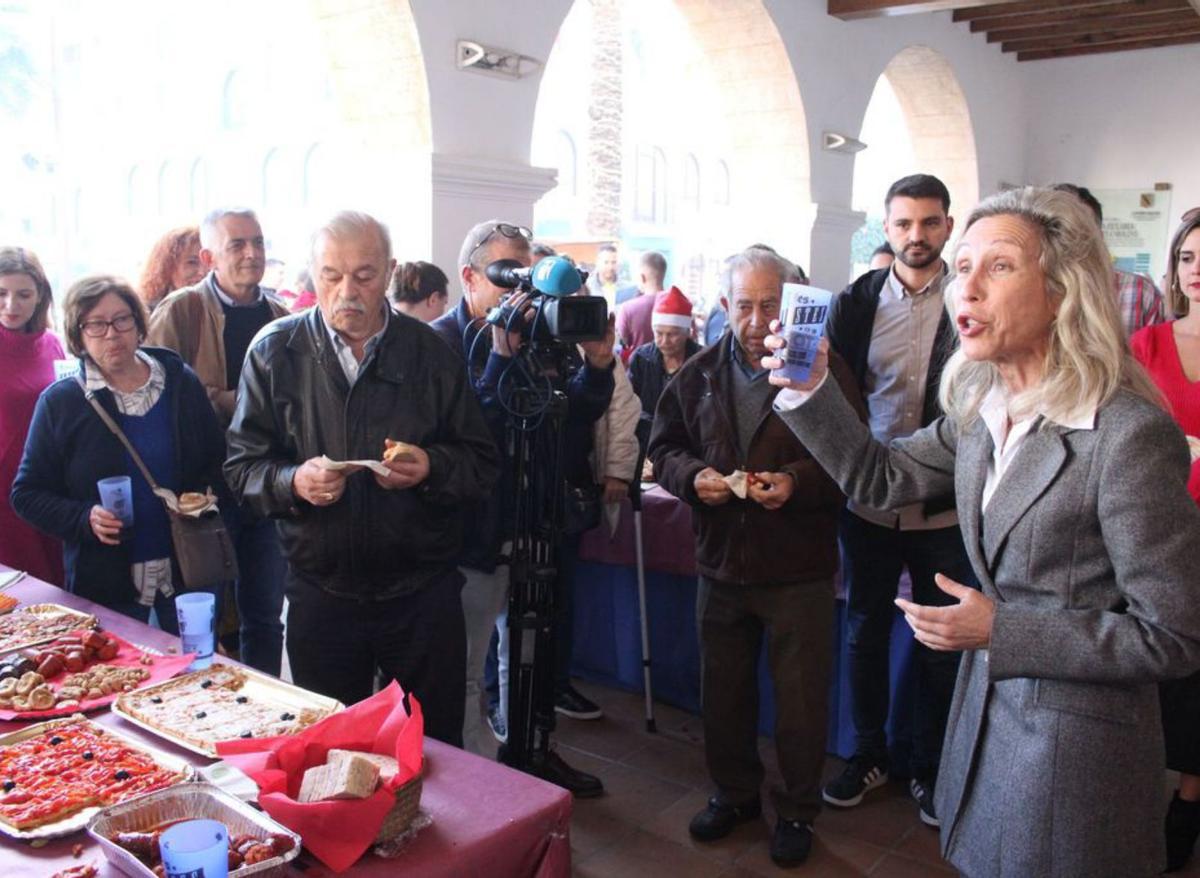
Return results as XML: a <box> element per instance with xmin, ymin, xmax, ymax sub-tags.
<box><xmin>880</xmin><ymin>45</ymin><xmax>979</xmax><ymax>219</ymax></box>
<box><xmin>531</xmin><ymin>0</ymin><xmax>811</xmax><ymax>303</ymax></box>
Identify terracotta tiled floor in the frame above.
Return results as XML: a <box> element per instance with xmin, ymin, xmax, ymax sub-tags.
<box><xmin>466</xmin><ymin>678</ymin><xmax>1200</xmax><ymax>877</ymax></box>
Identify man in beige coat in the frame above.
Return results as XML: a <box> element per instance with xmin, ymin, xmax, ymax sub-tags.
<box><xmin>147</xmin><ymin>208</ymin><xmax>289</xmax><ymax>675</ymax></box>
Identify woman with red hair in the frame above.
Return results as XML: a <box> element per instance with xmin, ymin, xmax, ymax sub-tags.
<box><xmin>137</xmin><ymin>226</ymin><xmax>203</xmax><ymax>312</ymax></box>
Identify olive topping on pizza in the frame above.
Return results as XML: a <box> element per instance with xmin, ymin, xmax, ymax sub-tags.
<box><xmin>49</xmin><ymin>736</ymin><xmax>62</xmax><ymax>745</ymax></box>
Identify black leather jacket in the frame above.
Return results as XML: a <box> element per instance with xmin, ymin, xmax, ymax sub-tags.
<box><xmin>224</xmin><ymin>307</ymin><xmax>500</xmax><ymax>599</ymax></box>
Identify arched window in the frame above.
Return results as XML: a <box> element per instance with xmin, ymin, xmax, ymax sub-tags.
<box><xmin>303</xmin><ymin>144</ymin><xmax>331</xmax><ymax>209</ymax></box>
<box><xmin>221</xmin><ymin>69</ymin><xmax>247</xmax><ymax>130</ymax></box>
<box><xmin>157</xmin><ymin>161</ymin><xmax>186</xmax><ymax>217</ymax></box>
<box><xmin>635</xmin><ymin>145</ymin><xmax>669</xmax><ymax>224</ymax></box>
<box><xmin>262</xmin><ymin>148</ymin><xmax>286</xmax><ymax>209</ymax></box>
<box><xmin>712</xmin><ymin>159</ymin><xmax>731</xmax><ymax>207</ymax></box>
<box><xmin>683</xmin><ymin>153</ymin><xmax>701</xmax><ymax>211</ymax></box>
<box><xmin>127</xmin><ymin>165</ymin><xmax>152</xmax><ymax>217</ymax></box>
<box><xmin>189</xmin><ymin>159</ymin><xmax>209</xmax><ymax>213</ymax></box>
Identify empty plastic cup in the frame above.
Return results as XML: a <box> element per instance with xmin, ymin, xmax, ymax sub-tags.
<box><xmin>159</xmin><ymin>818</ymin><xmax>229</xmax><ymax>878</ymax></box>
<box><xmin>96</xmin><ymin>475</ymin><xmax>134</xmax><ymax>541</ymax></box>
<box><xmin>175</xmin><ymin>592</ymin><xmax>216</xmax><ymax>671</ymax></box>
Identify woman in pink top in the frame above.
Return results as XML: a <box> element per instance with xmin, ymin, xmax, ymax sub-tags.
<box><xmin>0</xmin><ymin>247</ymin><xmax>65</xmax><ymax>585</ymax></box>
<box><xmin>1132</xmin><ymin>207</ymin><xmax>1200</xmax><ymax>872</ymax></box>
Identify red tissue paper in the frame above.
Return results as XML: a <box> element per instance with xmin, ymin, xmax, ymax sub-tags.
<box><xmin>215</xmin><ymin>681</ymin><xmax>423</xmax><ymax>872</ymax></box>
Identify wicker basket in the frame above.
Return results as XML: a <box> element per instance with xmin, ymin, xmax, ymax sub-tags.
<box><xmin>375</xmin><ymin>770</ymin><xmax>423</xmax><ymax>843</ymax></box>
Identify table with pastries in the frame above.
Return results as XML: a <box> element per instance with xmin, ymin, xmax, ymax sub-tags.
<box><xmin>0</xmin><ymin>568</ymin><xmax>571</xmax><ymax>878</ymax></box>
<box><xmin>573</xmin><ymin>484</ymin><xmax>922</xmax><ymax>770</ymax></box>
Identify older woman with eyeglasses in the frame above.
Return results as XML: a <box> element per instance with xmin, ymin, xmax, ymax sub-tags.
<box><xmin>1132</xmin><ymin>207</ymin><xmax>1200</xmax><ymax>871</ymax></box>
<box><xmin>765</xmin><ymin>187</ymin><xmax>1200</xmax><ymax>877</ymax></box>
<box><xmin>11</xmin><ymin>276</ymin><xmax>228</xmax><ymax>628</ymax></box>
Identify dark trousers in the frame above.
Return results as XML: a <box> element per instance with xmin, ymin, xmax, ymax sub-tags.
<box><xmin>698</xmin><ymin>576</ymin><xmax>835</xmax><ymax>824</ymax></box>
<box><xmin>285</xmin><ymin>568</ymin><xmax>467</xmax><ymax>747</ymax></box>
<box><xmin>553</xmin><ymin>532</ymin><xmax>582</xmax><ymax>693</ymax></box>
<box><xmin>839</xmin><ymin>510</ymin><xmax>975</xmax><ymax>782</ymax></box>
<box><xmin>230</xmin><ymin>507</ymin><xmax>286</xmax><ymax>676</ymax></box>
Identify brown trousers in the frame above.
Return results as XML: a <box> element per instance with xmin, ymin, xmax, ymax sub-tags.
<box><xmin>697</xmin><ymin>576</ymin><xmax>835</xmax><ymax>823</ymax></box>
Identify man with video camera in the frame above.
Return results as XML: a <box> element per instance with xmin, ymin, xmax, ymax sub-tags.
<box><xmin>451</xmin><ymin>221</ymin><xmax>616</xmax><ymax>796</ymax></box>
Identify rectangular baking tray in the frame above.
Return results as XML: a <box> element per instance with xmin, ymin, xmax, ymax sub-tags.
<box><xmin>0</xmin><ymin>714</ymin><xmax>194</xmax><ymax>841</ymax></box>
<box><xmin>112</xmin><ymin>664</ymin><xmax>344</xmax><ymax>757</ymax></box>
<box><xmin>87</xmin><ymin>781</ymin><xmax>302</xmax><ymax>878</ymax></box>
<box><xmin>0</xmin><ymin>603</ymin><xmax>98</xmax><ymax>655</ymax></box>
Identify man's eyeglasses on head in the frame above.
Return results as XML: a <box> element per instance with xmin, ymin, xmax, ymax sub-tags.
<box><xmin>468</xmin><ymin>223</ymin><xmax>532</xmax><ymax>266</ymax></box>
<box><xmin>80</xmin><ymin>313</ymin><xmax>137</xmax><ymax>337</ymax></box>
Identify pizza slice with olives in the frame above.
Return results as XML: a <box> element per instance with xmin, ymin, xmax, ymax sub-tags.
<box><xmin>0</xmin><ymin>718</ymin><xmax>186</xmax><ymax>830</ymax></box>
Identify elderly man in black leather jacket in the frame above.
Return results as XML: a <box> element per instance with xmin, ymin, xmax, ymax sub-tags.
<box><xmin>225</xmin><ymin>211</ymin><xmax>499</xmax><ymax>745</ymax></box>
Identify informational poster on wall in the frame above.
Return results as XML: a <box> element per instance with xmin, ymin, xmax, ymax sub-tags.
<box><xmin>1093</xmin><ymin>188</ymin><xmax>1172</xmax><ymax>284</ymax></box>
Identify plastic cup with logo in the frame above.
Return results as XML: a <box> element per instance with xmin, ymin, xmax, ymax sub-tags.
<box><xmin>175</xmin><ymin>592</ymin><xmax>216</xmax><ymax>671</ymax></box>
<box><xmin>771</xmin><ymin>283</ymin><xmax>834</xmax><ymax>385</ymax></box>
<box><xmin>96</xmin><ymin>475</ymin><xmax>135</xmax><ymax>542</ymax></box>
<box><xmin>158</xmin><ymin>818</ymin><xmax>229</xmax><ymax>878</ymax></box>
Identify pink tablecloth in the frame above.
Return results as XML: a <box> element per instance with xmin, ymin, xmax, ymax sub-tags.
<box><xmin>579</xmin><ymin>485</ymin><xmax>697</xmax><ymax>577</ymax></box>
<box><xmin>0</xmin><ymin>574</ymin><xmax>572</xmax><ymax>878</ymax></box>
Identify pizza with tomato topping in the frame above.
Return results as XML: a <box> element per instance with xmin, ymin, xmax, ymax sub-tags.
<box><xmin>0</xmin><ymin>717</ymin><xmax>187</xmax><ymax>830</ymax></box>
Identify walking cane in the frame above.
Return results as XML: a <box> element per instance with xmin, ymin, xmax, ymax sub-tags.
<box><xmin>631</xmin><ymin>445</ymin><xmax>656</xmax><ymax>733</ymax></box>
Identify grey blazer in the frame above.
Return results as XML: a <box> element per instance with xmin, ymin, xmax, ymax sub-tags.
<box><xmin>780</xmin><ymin>378</ymin><xmax>1200</xmax><ymax>878</ymax></box>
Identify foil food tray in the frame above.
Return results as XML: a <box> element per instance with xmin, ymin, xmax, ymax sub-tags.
<box><xmin>87</xmin><ymin>781</ymin><xmax>301</xmax><ymax>877</ymax></box>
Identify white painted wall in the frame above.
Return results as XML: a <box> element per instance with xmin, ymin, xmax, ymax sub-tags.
<box><xmin>1023</xmin><ymin>42</ymin><xmax>1200</xmax><ymax>258</ymax></box>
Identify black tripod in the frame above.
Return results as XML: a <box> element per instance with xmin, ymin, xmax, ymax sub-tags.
<box><xmin>500</xmin><ymin>383</ymin><xmax>567</xmax><ymax>772</ymax></box>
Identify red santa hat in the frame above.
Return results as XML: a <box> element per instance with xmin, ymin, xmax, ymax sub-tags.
<box><xmin>651</xmin><ymin>286</ymin><xmax>692</xmax><ymax>330</ymax></box>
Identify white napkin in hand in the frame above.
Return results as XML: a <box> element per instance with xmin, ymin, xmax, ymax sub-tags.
<box><xmin>316</xmin><ymin>454</ymin><xmax>392</xmax><ymax>477</ymax></box>
<box><xmin>722</xmin><ymin>470</ymin><xmax>749</xmax><ymax>500</ymax></box>
<box><xmin>1188</xmin><ymin>436</ymin><xmax>1200</xmax><ymax>463</ymax></box>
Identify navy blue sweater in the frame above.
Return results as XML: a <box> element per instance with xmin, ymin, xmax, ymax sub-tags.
<box><xmin>11</xmin><ymin>348</ymin><xmax>230</xmax><ymax>608</ymax></box>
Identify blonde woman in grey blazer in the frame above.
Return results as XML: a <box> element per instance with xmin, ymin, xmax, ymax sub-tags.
<box><xmin>765</xmin><ymin>186</ymin><xmax>1200</xmax><ymax>878</ymax></box>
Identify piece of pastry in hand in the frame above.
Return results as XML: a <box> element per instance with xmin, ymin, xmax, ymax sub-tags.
<box><xmin>177</xmin><ymin>492</ymin><xmax>209</xmax><ymax>514</ymax></box>
<box><xmin>383</xmin><ymin>439</ymin><xmax>420</xmax><ymax>464</ymax></box>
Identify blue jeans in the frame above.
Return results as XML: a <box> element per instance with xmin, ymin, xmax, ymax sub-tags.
<box><xmin>840</xmin><ymin>511</ymin><xmax>976</xmax><ymax>783</ymax></box>
<box><xmin>230</xmin><ymin>507</ymin><xmax>286</xmax><ymax>676</ymax></box>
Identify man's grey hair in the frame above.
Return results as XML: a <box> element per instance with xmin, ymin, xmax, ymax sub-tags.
<box><xmin>718</xmin><ymin>246</ymin><xmax>794</xmax><ymax>300</ymax></box>
<box><xmin>199</xmin><ymin>207</ymin><xmax>259</xmax><ymax>249</ymax></box>
<box><xmin>309</xmin><ymin>210</ymin><xmax>393</xmax><ymax>265</ymax></box>
<box><xmin>458</xmin><ymin>219</ymin><xmax>530</xmax><ymax>272</ymax></box>
<box><xmin>640</xmin><ymin>251</ymin><xmax>667</xmax><ymax>285</ymax></box>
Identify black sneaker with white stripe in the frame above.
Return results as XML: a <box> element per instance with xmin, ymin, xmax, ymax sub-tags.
<box><xmin>822</xmin><ymin>756</ymin><xmax>889</xmax><ymax>807</ymax></box>
<box><xmin>910</xmin><ymin>777</ymin><xmax>939</xmax><ymax>828</ymax></box>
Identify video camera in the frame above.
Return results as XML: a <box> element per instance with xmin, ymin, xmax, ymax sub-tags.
<box><xmin>483</xmin><ymin>256</ymin><xmax>608</xmax><ymax>344</ymax></box>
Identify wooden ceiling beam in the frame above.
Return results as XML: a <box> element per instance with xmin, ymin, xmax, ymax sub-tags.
<box><xmin>968</xmin><ymin>0</ymin><xmax>1190</xmax><ymax>31</ymax></box>
<box><xmin>954</xmin><ymin>0</ymin><xmax>1135</xmax><ymax>22</ymax></box>
<box><xmin>989</xmin><ymin>9</ymin><xmax>1199</xmax><ymax>41</ymax></box>
<box><xmin>1016</xmin><ymin>29</ymin><xmax>1200</xmax><ymax>57</ymax></box>
<box><xmin>827</xmin><ymin>0</ymin><xmax>1014</xmax><ymax>20</ymax></box>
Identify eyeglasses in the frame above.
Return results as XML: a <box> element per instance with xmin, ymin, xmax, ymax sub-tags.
<box><xmin>79</xmin><ymin>313</ymin><xmax>137</xmax><ymax>337</ymax></box>
<box><xmin>467</xmin><ymin>223</ymin><xmax>532</xmax><ymax>266</ymax></box>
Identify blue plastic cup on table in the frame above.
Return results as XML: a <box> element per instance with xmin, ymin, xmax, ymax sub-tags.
<box><xmin>159</xmin><ymin>819</ymin><xmax>229</xmax><ymax>878</ymax></box>
<box><xmin>96</xmin><ymin>475</ymin><xmax>134</xmax><ymax>542</ymax></box>
<box><xmin>175</xmin><ymin>592</ymin><xmax>216</xmax><ymax>671</ymax></box>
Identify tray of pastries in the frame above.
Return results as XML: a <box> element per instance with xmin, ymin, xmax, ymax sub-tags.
<box><xmin>0</xmin><ymin>603</ymin><xmax>97</xmax><ymax>656</ymax></box>
<box><xmin>0</xmin><ymin>715</ymin><xmax>192</xmax><ymax>840</ymax></box>
<box><xmin>113</xmin><ymin>664</ymin><xmax>342</xmax><ymax>757</ymax></box>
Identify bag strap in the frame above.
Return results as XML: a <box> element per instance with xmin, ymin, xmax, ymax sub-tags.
<box><xmin>74</xmin><ymin>375</ymin><xmax>162</xmax><ymax>494</ymax></box>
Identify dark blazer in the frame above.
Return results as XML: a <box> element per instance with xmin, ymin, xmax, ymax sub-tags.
<box><xmin>224</xmin><ymin>308</ymin><xmax>500</xmax><ymax>598</ymax></box>
<box><xmin>779</xmin><ymin>378</ymin><xmax>1200</xmax><ymax>878</ymax></box>
<box><xmin>11</xmin><ymin>348</ymin><xmax>229</xmax><ymax>608</ymax></box>
<box><xmin>648</xmin><ymin>339</ymin><xmax>863</xmax><ymax>586</ymax></box>
<box><xmin>827</xmin><ymin>266</ymin><xmax>958</xmax><ymax>517</ymax></box>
